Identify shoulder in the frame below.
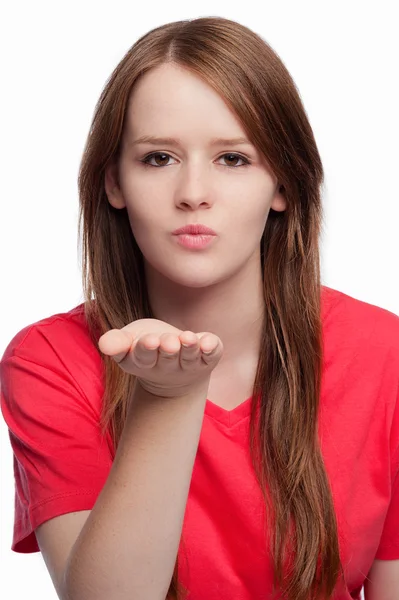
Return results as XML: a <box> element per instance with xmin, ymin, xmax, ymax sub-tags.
<box><xmin>0</xmin><ymin>302</ymin><xmax>104</xmax><ymax>419</ymax></box>
<box><xmin>322</xmin><ymin>285</ymin><xmax>399</xmax><ymax>360</ymax></box>
<box><xmin>1</xmin><ymin>301</ymin><xmax>102</xmax><ymax>373</ymax></box>
<box><xmin>320</xmin><ymin>288</ymin><xmax>399</xmax><ymax>487</ymax></box>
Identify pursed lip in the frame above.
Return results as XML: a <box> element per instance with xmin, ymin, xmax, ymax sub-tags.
<box><xmin>172</xmin><ymin>224</ymin><xmax>217</xmax><ymax>235</ymax></box>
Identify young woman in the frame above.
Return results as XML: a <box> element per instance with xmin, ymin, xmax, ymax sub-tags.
<box><xmin>1</xmin><ymin>16</ymin><xmax>398</xmax><ymax>600</ymax></box>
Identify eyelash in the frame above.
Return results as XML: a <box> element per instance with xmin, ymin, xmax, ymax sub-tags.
<box><xmin>140</xmin><ymin>152</ymin><xmax>251</xmax><ymax>169</ymax></box>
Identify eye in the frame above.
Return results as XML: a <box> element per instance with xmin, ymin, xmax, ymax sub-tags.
<box><xmin>219</xmin><ymin>153</ymin><xmax>250</xmax><ymax>168</ymax></box>
<box><xmin>140</xmin><ymin>152</ymin><xmax>251</xmax><ymax>168</ymax></box>
<box><xmin>141</xmin><ymin>153</ymin><xmax>176</xmax><ymax>167</ymax></box>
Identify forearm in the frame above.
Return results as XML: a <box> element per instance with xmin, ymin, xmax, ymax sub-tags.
<box><xmin>63</xmin><ymin>381</ymin><xmax>208</xmax><ymax>600</ymax></box>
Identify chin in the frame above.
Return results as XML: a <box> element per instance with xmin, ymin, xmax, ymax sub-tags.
<box><xmin>172</xmin><ymin>274</ymin><xmax>219</xmax><ymax>289</ymax></box>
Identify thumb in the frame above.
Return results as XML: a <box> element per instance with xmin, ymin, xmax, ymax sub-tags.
<box><xmin>98</xmin><ymin>329</ymin><xmax>134</xmax><ymax>363</ymax></box>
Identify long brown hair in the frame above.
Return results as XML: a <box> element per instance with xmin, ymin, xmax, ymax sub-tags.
<box><xmin>78</xmin><ymin>16</ymin><xmax>346</xmax><ymax>600</ymax></box>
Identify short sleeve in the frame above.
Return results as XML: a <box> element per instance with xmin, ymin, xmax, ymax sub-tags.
<box><xmin>0</xmin><ymin>322</ymin><xmax>113</xmax><ymax>553</ymax></box>
<box><xmin>375</xmin><ymin>462</ymin><xmax>399</xmax><ymax>559</ymax></box>
<box><xmin>375</xmin><ymin>370</ymin><xmax>399</xmax><ymax>560</ymax></box>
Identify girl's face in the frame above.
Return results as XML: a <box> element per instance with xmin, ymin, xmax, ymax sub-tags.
<box><xmin>105</xmin><ymin>63</ymin><xmax>286</xmax><ymax>289</ymax></box>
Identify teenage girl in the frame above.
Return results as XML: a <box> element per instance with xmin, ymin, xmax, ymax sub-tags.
<box><xmin>1</xmin><ymin>16</ymin><xmax>398</xmax><ymax>600</ymax></box>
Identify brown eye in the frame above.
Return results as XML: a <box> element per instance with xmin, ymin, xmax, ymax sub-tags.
<box><xmin>141</xmin><ymin>151</ymin><xmax>250</xmax><ymax>169</ymax></box>
<box><xmin>142</xmin><ymin>153</ymin><xmax>174</xmax><ymax>167</ymax></box>
<box><xmin>221</xmin><ymin>153</ymin><xmax>247</xmax><ymax>167</ymax></box>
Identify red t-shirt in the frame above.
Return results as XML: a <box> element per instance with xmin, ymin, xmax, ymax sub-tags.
<box><xmin>1</xmin><ymin>285</ymin><xmax>398</xmax><ymax>599</ymax></box>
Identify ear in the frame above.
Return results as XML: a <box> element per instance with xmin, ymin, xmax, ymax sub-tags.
<box><xmin>270</xmin><ymin>184</ymin><xmax>287</xmax><ymax>212</ymax></box>
<box><xmin>104</xmin><ymin>162</ymin><xmax>126</xmax><ymax>209</ymax></box>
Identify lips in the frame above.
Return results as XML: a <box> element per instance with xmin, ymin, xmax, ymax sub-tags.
<box><xmin>172</xmin><ymin>224</ymin><xmax>217</xmax><ymax>235</ymax></box>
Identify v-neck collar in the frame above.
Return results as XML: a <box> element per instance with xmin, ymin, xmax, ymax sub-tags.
<box><xmin>202</xmin><ymin>286</ymin><xmax>334</xmax><ymax>428</ymax></box>
<box><xmin>204</xmin><ymin>395</ymin><xmax>253</xmax><ymax>427</ymax></box>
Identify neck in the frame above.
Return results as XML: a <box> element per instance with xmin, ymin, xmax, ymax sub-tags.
<box><xmin>145</xmin><ymin>258</ymin><xmax>265</xmax><ymax>368</ymax></box>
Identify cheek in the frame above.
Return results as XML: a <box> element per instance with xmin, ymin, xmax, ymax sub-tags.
<box><xmin>123</xmin><ymin>198</ymin><xmax>167</xmax><ymax>258</ymax></box>
<box><xmin>125</xmin><ymin>207</ymin><xmax>153</xmax><ymax>243</ymax></box>
<box><xmin>123</xmin><ymin>186</ymin><xmax>164</xmax><ymax>227</ymax></box>
<box><xmin>237</xmin><ymin>194</ymin><xmax>270</xmax><ymax>228</ymax></box>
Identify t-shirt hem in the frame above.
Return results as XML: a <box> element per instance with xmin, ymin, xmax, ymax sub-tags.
<box><xmin>12</xmin><ymin>490</ymin><xmax>101</xmax><ymax>553</ymax></box>
<box><xmin>374</xmin><ymin>544</ymin><xmax>399</xmax><ymax>560</ymax></box>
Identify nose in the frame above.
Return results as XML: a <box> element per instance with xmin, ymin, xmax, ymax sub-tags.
<box><xmin>174</xmin><ymin>160</ymin><xmax>212</xmax><ymax>209</ymax></box>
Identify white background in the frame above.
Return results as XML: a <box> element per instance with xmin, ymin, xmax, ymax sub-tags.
<box><xmin>1</xmin><ymin>1</ymin><xmax>398</xmax><ymax>598</ymax></box>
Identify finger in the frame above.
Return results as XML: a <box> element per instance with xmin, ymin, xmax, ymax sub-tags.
<box><xmin>131</xmin><ymin>334</ymin><xmax>161</xmax><ymax>367</ymax></box>
<box><xmin>197</xmin><ymin>333</ymin><xmax>221</xmax><ymax>354</ymax></box>
<box><xmin>200</xmin><ymin>339</ymin><xmax>223</xmax><ymax>365</ymax></box>
<box><xmin>98</xmin><ymin>329</ymin><xmax>134</xmax><ymax>363</ymax></box>
<box><xmin>157</xmin><ymin>332</ymin><xmax>182</xmax><ymax>356</ymax></box>
<box><xmin>179</xmin><ymin>334</ymin><xmax>201</xmax><ymax>367</ymax></box>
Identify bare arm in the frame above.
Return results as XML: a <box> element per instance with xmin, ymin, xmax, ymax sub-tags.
<box><xmin>63</xmin><ymin>381</ymin><xmax>208</xmax><ymax>600</ymax></box>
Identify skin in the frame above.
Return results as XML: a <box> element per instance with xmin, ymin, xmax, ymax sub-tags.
<box><xmin>105</xmin><ymin>62</ymin><xmax>287</xmax><ymax>380</ymax></box>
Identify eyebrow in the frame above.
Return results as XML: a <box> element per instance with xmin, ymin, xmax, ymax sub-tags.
<box><xmin>129</xmin><ymin>135</ymin><xmax>253</xmax><ymax>147</ymax></box>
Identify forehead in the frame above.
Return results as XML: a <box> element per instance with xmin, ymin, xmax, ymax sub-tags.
<box><xmin>125</xmin><ymin>63</ymin><xmax>247</xmax><ymax>139</ymax></box>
